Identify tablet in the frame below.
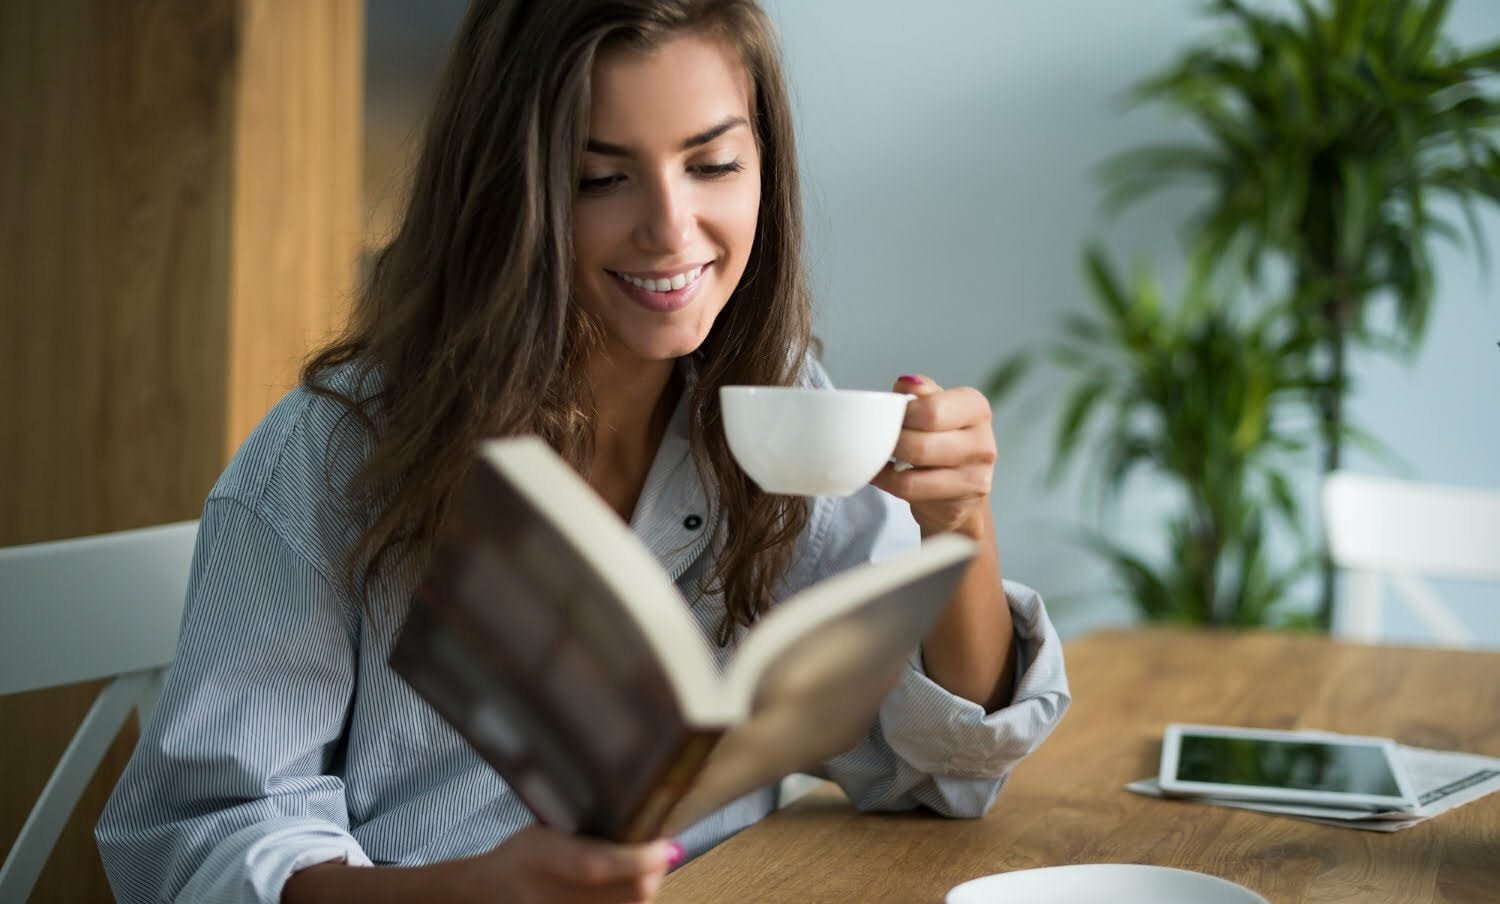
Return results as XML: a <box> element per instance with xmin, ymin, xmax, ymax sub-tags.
<box><xmin>1158</xmin><ymin>723</ymin><xmax>1418</xmax><ymax>811</ymax></box>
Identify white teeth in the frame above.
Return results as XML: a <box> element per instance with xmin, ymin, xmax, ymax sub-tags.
<box><xmin>618</xmin><ymin>265</ymin><xmax>703</xmax><ymax>292</ymax></box>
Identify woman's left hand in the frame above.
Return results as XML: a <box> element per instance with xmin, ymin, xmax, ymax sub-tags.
<box><xmin>870</xmin><ymin>374</ymin><xmax>996</xmax><ymax>539</ymax></box>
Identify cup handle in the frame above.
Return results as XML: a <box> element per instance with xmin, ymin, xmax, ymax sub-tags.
<box><xmin>890</xmin><ymin>393</ymin><xmax>917</xmax><ymax>470</ymax></box>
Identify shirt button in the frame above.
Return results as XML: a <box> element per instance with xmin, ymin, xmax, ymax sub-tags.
<box><xmin>683</xmin><ymin>514</ymin><xmax>703</xmax><ymax>530</ymax></box>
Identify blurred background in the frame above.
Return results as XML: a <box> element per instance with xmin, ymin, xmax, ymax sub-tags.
<box><xmin>3</xmin><ymin>0</ymin><xmax>1497</xmax><ymax>899</ymax></box>
<box><xmin>762</xmin><ymin>0</ymin><xmax>1500</xmax><ymax>646</ymax></box>
<box><xmin>362</xmin><ymin>0</ymin><xmax>1500</xmax><ymax>648</ymax></box>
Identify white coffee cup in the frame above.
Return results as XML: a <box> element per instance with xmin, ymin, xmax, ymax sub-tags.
<box><xmin>719</xmin><ymin>386</ymin><xmax>913</xmax><ymax>496</ymax></box>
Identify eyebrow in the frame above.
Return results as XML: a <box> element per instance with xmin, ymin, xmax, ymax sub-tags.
<box><xmin>584</xmin><ymin>115</ymin><xmax>748</xmax><ymax>158</ymax></box>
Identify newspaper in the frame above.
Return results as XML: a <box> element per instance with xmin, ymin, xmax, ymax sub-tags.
<box><xmin>1126</xmin><ymin>744</ymin><xmax>1500</xmax><ymax>832</ymax></box>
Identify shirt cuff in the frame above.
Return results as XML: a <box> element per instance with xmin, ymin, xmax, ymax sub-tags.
<box><xmin>176</xmin><ymin>817</ymin><xmax>373</xmax><ymax>904</ymax></box>
<box><xmin>880</xmin><ymin>579</ymin><xmax>1071</xmax><ymax>778</ymax></box>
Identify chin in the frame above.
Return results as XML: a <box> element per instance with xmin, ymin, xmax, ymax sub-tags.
<box><xmin>626</xmin><ymin>335</ymin><xmax>709</xmax><ymax>362</ymax></box>
<box><xmin>612</xmin><ymin>318</ymin><xmax>717</xmax><ymax>363</ymax></box>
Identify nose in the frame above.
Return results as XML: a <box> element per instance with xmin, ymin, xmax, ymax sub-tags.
<box><xmin>634</xmin><ymin>173</ymin><xmax>693</xmax><ymax>253</ymax></box>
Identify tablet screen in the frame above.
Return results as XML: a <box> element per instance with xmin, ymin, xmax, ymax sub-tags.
<box><xmin>1175</xmin><ymin>733</ymin><xmax>1403</xmax><ymax>797</ymax></box>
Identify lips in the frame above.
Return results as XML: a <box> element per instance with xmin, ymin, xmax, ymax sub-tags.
<box><xmin>615</xmin><ymin>264</ymin><xmax>706</xmax><ymax>292</ymax></box>
<box><xmin>608</xmin><ymin>262</ymin><xmax>712</xmax><ymax>314</ymax></box>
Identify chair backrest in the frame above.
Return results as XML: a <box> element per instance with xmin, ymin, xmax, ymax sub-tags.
<box><xmin>1322</xmin><ymin>471</ymin><xmax>1500</xmax><ymax>647</ymax></box>
<box><xmin>0</xmin><ymin>520</ymin><xmax>198</xmax><ymax>902</ymax></box>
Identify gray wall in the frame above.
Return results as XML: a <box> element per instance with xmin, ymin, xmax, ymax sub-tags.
<box><xmin>764</xmin><ymin>0</ymin><xmax>1500</xmax><ymax>645</ymax></box>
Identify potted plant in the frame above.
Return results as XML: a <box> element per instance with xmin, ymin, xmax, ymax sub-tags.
<box><xmin>989</xmin><ymin>250</ymin><xmax>1319</xmax><ymax>626</ymax></box>
<box><xmin>1094</xmin><ymin>0</ymin><xmax>1500</xmax><ymax>625</ymax></box>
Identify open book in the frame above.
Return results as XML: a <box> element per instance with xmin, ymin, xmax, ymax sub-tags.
<box><xmin>390</xmin><ymin>436</ymin><xmax>975</xmax><ymax>842</ymax></box>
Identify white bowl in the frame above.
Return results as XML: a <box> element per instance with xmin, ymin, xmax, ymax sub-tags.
<box><xmin>946</xmin><ymin>864</ymin><xmax>1268</xmax><ymax>904</ymax></box>
<box><xmin>719</xmin><ymin>386</ymin><xmax>912</xmax><ymax>497</ymax></box>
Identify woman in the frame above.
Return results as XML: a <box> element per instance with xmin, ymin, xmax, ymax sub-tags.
<box><xmin>97</xmin><ymin>1</ymin><xmax>1069</xmax><ymax>902</ymax></box>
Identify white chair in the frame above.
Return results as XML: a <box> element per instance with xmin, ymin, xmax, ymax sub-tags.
<box><xmin>1322</xmin><ymin>471</ymin><xmax>1500</xmax><ymax>647</ymax></box>
<box><xmin>0</xmin><ymin>520</ymin><xmax>198</xmax><ymax>902</ymax></box>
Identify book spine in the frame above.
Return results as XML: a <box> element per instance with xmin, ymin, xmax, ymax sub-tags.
<box><xmin>615</xmin><ymin>730</ymin><xmax>721</xmax><ymax>843</ymax></box>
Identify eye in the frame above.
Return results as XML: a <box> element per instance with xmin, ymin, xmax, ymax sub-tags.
<box><xmin>578</xmin><ymin>173</ymin><xmax>625</xmax><ymax>195</ymax></box>
<box><xmin>693</xmin><ymin>159</ymin><xmax>746</xmax><ymax>179</ymax></box>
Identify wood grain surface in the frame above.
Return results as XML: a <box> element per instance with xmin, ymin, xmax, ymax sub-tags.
<box><xmin>660</xmin><ymin>628</ymin><xmax>1500</xmax><ymax>903</ymax></box>
<box><xmin>0</xmin><ymin>0</ymin><xmax>239</xmax><ymax>547</ymax></box>
<box><xmin>0</xmin><ymin>3</ymin><xmax>360</xmax><ymax>900</ymax></box>
<box><xmin>227</xmin><ymin>0</ymin><xmax>362</xmax><ymax>450</ymax></box>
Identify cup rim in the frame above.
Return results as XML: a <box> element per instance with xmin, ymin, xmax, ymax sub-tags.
<box><xmin>719</xmin><ymin>385</ymin><xmax>914</xmax><ymax>402</ymax></box>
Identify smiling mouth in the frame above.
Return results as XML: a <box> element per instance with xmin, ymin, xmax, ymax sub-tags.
<box><xmin>609</xmin><ymin>263</ymin><xmax>708</xmax><ymax>293</ymax></box>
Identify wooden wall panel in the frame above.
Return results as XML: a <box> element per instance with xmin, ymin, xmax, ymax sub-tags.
<box><xmin>0</xmin><ymin>0</ymin><xmax>237</xmax><ymax>548</ymax></box>
<box><xmin>0</xmin><ymin>2</ymin><xmax>362</xmax><ymax>901</ymax></box>
<box><xmin>228</xmin><ymin>0</ymin><xmax>362</xmax><ymax>451</ymax></box>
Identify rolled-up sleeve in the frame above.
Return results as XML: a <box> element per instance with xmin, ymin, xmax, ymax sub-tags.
<box><xmin>793</xmin><ymin>485</ymin><xmax>1071</xmax><ymax>817</ymax></box>
<box><xmin>96</xmin><ymin>497</ymin><xmax>370</xmax><ymax>904</ymax></box>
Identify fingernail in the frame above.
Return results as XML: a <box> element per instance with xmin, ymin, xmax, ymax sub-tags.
<box><xmin>898</xmin><ymin>374</ymin><xmax>925</xmax><ymax>385</ymax></box>
<box><xmin>666</xmin><ymin>840</ymin><xmax>686</xmax><ymax>869</ymax></box>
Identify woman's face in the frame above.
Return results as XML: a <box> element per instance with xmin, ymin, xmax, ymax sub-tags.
<box><xmin>572</xmin><ymin>33</ymin><xmax>762</xmax><ymax>366</ymax></box>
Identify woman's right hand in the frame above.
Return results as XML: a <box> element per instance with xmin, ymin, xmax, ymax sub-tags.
<box><xmin>454</xmin><ymin>826</ymin><xmax>681</xmax><ymax>903</ymax></box>
<box><xmin>282</xmin><ymin>825</ymin><xmax>682</xmax><ymax>904</ymax></box>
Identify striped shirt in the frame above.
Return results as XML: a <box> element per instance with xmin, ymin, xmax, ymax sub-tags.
<box><xmin>95</xmin><ymin>360</ymin><xmax>1071</xmax><ymax>904</ymax></box>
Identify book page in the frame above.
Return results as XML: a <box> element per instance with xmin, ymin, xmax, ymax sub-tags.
<box><xmin>658</xmin><ymin>551</ymin><xmax>972</xmax><ymax>835</ymax></box>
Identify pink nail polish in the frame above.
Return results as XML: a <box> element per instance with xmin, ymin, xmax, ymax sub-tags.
<box><xmin>667</xmin><ymin>840</ymin><xmax>686</xmax><ymax>868</ymax></box>
<box><xmin>898</xmin><ymin>374</ymin><xmax>924</xmax><ymax>385</ymax></box>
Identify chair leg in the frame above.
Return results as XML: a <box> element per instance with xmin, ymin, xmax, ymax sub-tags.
<box><xmin>1343</xmin><ymin>571</ymin><xmax>1383</xmax><ymax>643</ymax></box>
<box><xmin>0</xmin><ymin>672</ymin><xmax>149</xmax><ymax>903</ymax></box>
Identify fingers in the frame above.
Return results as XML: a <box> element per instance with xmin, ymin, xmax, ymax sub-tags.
<box><xmin>551</xmin><ymin>836</ymin><xmax>677</xmax><ymax>884</ymax></box>
<box><xmin>873</xmin><ymin>459</ymin><xmax>993</xmax><ymax>501</ymax></box>
<box><xmin>474</xmin><ymin>827</ymin><xmax>680</xmax><ymax>904</ymax></box>
<box><xmin>879</xmin><ymin>375</ymin><xmax>997</xmax><ymax>536</ymax></box>
<box><xmin>895</xmin><ymin>373</ymin><xmax>940</xmax><ymax>399</ymax></box>
<box><xmin>893</xmin><ymin>377</ymin><xmax>992</xmax><ymax>434</ymax></box>
<box><xmin>571</xmin><ymin>837</ymin><xmax>674</xmax><ymax>904</ymax></box>
<box><xmin>510</xmin><ymin>828</ymin><xmax>677</xmax><ymax>902</ymax></box>
<box><xmin>589</xmin><ymin>871</ymin><xmax>668</xmax><ymax>904</ymax></box>
<box><xmin>889</xmin><ymin>376</ymin><xmax>994</xmax><ymax>470</ymax></box>
<box><xmin>890</xmin><ymin>423</ymin><xmax>997</xmax><ymax>471</ymax></box>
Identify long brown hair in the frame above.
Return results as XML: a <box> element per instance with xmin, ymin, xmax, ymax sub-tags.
<box><xmin>305</xmin><ymin>0</ymin><xmax>814</xmax><ymax>643</ymax></box>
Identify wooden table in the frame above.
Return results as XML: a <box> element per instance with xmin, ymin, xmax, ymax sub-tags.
<box><xmin>660</xmin><ymin>628</ymin><xmax>1500</xmax><ymax>903</ymax></box>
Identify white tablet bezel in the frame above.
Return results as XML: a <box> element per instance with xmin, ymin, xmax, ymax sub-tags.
<box><xmin>1158</xmin><ymin>723</ymin><xmax>1418</xmax><ymax>812</ymax></box>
